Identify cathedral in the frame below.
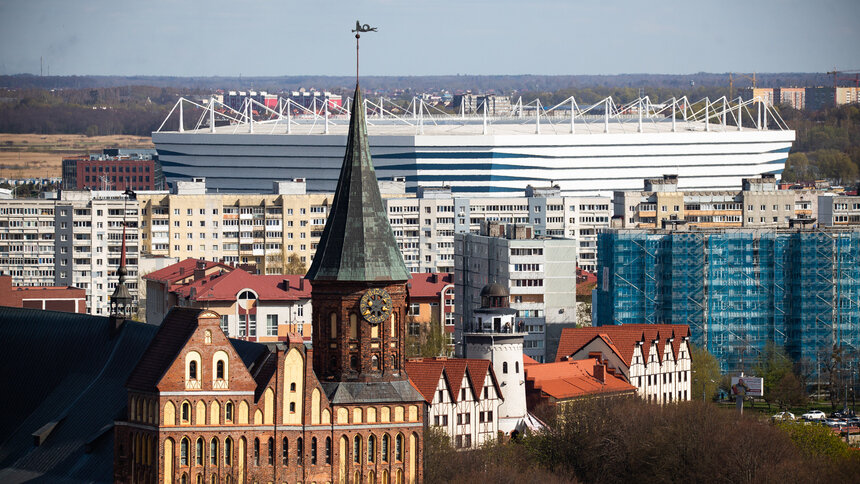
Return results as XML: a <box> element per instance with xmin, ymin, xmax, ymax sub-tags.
<box><xmin>113</xmin><ymin>85</ymin><xmax>424</xmax><ymax>484</ymax></box>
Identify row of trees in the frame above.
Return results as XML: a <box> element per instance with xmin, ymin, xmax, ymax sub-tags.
<box><xmin>425</xmin><ymin>398</ymin><xmax>860</xmax><ymax>483</ymax></box>
<box><xmin>778</xmin><ymin>104</ymin><xmax>860</xmax><ymax>185</ymax></box>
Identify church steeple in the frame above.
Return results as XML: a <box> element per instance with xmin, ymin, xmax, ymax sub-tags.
<box><xmin>305</xmin><ymin>86</ymin><xmax>410</xmax><ymax>283</ymax></box>
<box><xmin>109</xmin><ymin>224</ymin><xmax>134</xmax><ymax>320</ymax></box>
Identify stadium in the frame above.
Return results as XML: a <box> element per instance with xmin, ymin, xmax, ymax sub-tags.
<box><xmin>153</xmin><ymin>95</ymin><xmax>795</xmax><ymax>195</ymax></box>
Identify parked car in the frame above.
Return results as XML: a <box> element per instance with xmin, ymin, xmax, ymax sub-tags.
<box><xmin>802</xmin><ymin>410</ymin><xmax>826</xmax><ymax>420</ymax></box>
<box><xmin>831</xmin><ymin>408</ymin><xmax>856</xmax><ymax>419</ymax></box>
<box><xmin>771</xmin><ymin>411</ymin><xmax>795</xmax><ymax>421</ymax></box>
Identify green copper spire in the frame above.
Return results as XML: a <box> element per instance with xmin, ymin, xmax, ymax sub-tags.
<box><xmin>306</xmin><ymin>86</ymin><xmax>410</xmax><ymax>282</ymax></box>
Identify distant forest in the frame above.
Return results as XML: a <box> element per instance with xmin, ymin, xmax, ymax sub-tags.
<box><xmin>0</xmin><ymin>72</ymin><xmax>833</xmax><ymax>94</ymax></box>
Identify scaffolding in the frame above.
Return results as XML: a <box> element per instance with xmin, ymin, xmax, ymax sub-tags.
<box><xmin>596</xmin><ymin>228</ymin><xmax>860</xmax><ymax>374</ymax></box>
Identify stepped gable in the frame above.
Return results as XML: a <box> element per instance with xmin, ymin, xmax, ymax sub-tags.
<box><xmin>305</xmin><ymin>86</ymin><xmax>410</xmax><ymax>283</ymax></box>
<box><xmin>555</xmin><ymin>324</ymin><xmax>690</xmax><ymax>364</ymax></box>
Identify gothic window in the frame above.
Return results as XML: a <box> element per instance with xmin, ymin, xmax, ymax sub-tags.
<box><xmin>395</xmin><ymin>434</ymin><xmax>403</xmax><ymax>462</ymax></box>
<box><xmin>224</xmin><ymin>438</ymin><xmax>233</xmax><ymax>466</ymax></box>
<box><xmin>282</xmin><ymin>437</ymin><xmax>289</xmax><ymax>466</ymax></box>
<box><xmin>180</xmin><ymin>437</ymin><xmax>189</xmax><ymax>466</ymax></box>
<box><xmin>210</xmin><ymin>438</ymin><xmax>218</xmax><ymax>466</ymax></box>
<box><xmin>372</xmin><ymin>355</ymin><xmax>379</xmax><ymax>370</ymax></box>
<box><xmin>225</xmin><ymin>402</ymin><xmax>233</xmax><ymax>422</ymax></box>
<box><xmin>253</xmin><ymin>438</ymin><xmax>260</xmax><ymax>466</ymax></box>
<box><xmin>296</xmin><ymin>437</ymin><xmax>303</xmax><ymax>466</ymax></box>
<box><xmin>311</xmin><ymin>437</ymin><xmax>317</xmax><ymax>465</ymax></box>
<box><xmin>368</xmin><ymin>435</ymin><xmax>376</xmax><ymax>463</ymax></box>
<box><xmin>268</xmin><ymin>437</ymin><xmax>274</xmax><ymax>465</ymax></box>
<box><xmin>381</xmin><ymin>434</ymin><xmax>390</xmax><ymax>462</ymax></box>
<box><xmin>195</xmin><ymin>438</ymin><xmax>203</xmax><ymax>466</ymax></box>
<box><xmin>181</xmin><ymin>401</ymin><xmax>191</xmax><ymax>423</ymax></box>
<box><xmin>353</xmin><ymin>435</ymin><xmax>361</xmax><ymax>463</ymax></box>
<box><xmin>325</xmin><ymin>436</ymin><xmax>332</xmax><ymax>464</ymax></box>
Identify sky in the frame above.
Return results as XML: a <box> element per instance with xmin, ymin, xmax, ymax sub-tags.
<box><xmin>0</xmin><ymin>0</ymin><xmax>858</xmax><ymax>77</ymax></box>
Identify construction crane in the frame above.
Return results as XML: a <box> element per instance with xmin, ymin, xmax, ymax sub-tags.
<box><xmin>827</xmin><ymin>69</ymin><xmax>860</xmax><ymax>88</ymax></box>
<box><xmin>729</xmin><ymin>72</ymin><xmax>756</xmax><ymax>99</ymax></box>
<box><xmin>826</xmin><ymin>69</ymin><xmax>860</xmax><ymax>105</ymax></box>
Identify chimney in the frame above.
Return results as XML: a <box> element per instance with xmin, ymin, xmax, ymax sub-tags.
<box><xmin>593</xmin><ymin>362</ymin><xmax>605</xmax><ymax>383</ymax></box>
<box><xmin>194</xmin><ymin>260</ymin><xmax>206</xmax><ymax>281</ymax></box>
<box><xmin>299</xmin><ymin>278</ymin><xmax>305</xmax><ymax>291</ymax></box>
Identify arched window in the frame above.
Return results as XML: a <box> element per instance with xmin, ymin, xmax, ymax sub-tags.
<box><xmin>349</xmin><ymin>314</ymin><xmax>358</xmax><ymax>339</ymax></box>
<box><xmin>296</xmin><ymin>437</ymin><xmax>303</xmax><ymax>466</ymax></box>
<box><xmin>181</xmin><ymin>401</ymin><xmax>191</xmax><ymax>423</ymax></box>
<box><xmin>204</xmin><ymin>330</ymin><xmax>212</xmax><ymax>344</ymax></box>
<box><xmin>393</xmin><ymin>352</ymin><xmax>399</xmax><ymax>370</ymax></box>
<box><xmin>350</xmin><ymin>355</ymin><xmax>358</xmax><ymax>370</ymax></box>
<box><xmin>325</xmin><ymin>436</ymin><xmax>332</xmax><ymax>464</ymax></box>
<box><xmin>180</xmin><ymin>437</ymin><xmax>190</xmax><ymax>466</ymax></box>
<box><xmin>354</xmin><ymin>471</ymin><xmax>361</xmax><ymax>484</ymax></box>
<box><xmin>395</xmin><ymin>434</ymin><xmax>403</xmax><ymax>462</ymax></box>
<box><xmin>353</xmin><ymin>435</ymin><xmax>361</xmax><ymax>463</ymax></box>
<box><xmin>180</xmin><ymin>473</ymin><xmax>188</xmax><ymax>484</ymax></box>
<box><xmin>311</xmin><ymin>437</ymin><xmax>317</xmax><ymax>465</ymax></box>
<box><xmin>189</xmin><ymin>360</ymin><xmax>197</xmax><ymax>380</ymax></box>
<box><xmin>197</xmin><ymin>474</ymin><xmax>202</xmax><ymax>484</ymax></box>
<box><xmin>290</xmin><ymin>382</ymin><xmax>296</xmax><ymax>392</ymax></box>
<box><xmin>329</xmin><ymin>312</ymin><xmax>338</xmax><ymax>338</ymax></box>
<box><xmin>216</xmin><ymin>360</ymin><xmax>225</xmax><ymax>379</ymax></box>
<box><xmin>267</xmin><ymin>437</ymin><xmax>274</xmax><ymax>465</ymax></box>
<box><xmin>282</xmin><ymin>437</ymin><xmax>289</xmax><ymax>466</ymax></box>
<box><xmin>515</xmin><ymin>361</ymin><xmax>520</xmax><ymax>373</ymax></box>
<box><xmin>211</xmin><ymin>476</ymin><xmax>216</xmax><ymax>484</ymax></box>
<box><xmin>371</xmin><ymin>355</ymin><xmax>379</xmax><ymax>370</ymax></box>
<box><xmin>367</xmin><ymin>435</ymin><xmax>376</xmax><ymax>463</ymax></box>
<box><xmin>224</xmin><ymin>437</ymin><xmax>233</xmax><ymax>466</ymax></box>
<box><xmin>195</xmin><ymin>438</ymin><xmax>203</xmax><ymax>466</ymax></box>
<box><xmin>253</xmin><ymin>438</ymin><xmax>260</xmax><ymax>466</ymax></box>
<box><xmin>289</xmin><ymin>402</ymin><xmax>296</xmax><ymax>413</ymax></box>
<box><xmin>225</xmin><ymin>476</ymin><xmax>232</xmax><ymax>484</ymax></box>
<box><xmin>225</xmin><ymin>401</ymin><xmax>234</xmax><ymax>422</ymax></box>
<box><xmin>381</xmin><ymin>434</ymin><xmax>390</xmax><ymax>463</ymax></box>
<box><xmin>502</xmin><ymin>362</ymin><xmax>508</xmax><ymax>374</ymax></box>
<box><xmin>210</xmin><ymin>438</ymin><xmax>218</xmax><ymax>466</ymax></box>
<box><xmin>382</xmin><ymin>469</ymin><xmax>390</xmax><ymax>484</ymax></box>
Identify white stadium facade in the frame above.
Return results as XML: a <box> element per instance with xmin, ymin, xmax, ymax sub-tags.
<box><xmin>152</xmin><ymin>95</ymin><xmax>795</xmax><ymax>195</ymax></box>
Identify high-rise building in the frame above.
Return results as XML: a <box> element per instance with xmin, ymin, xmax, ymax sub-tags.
<box><xmin>594</xmin><ymin>227</ymin><xmax>860</xmax><ymax>374</ymax></box>
<box><xmin>455</xmin><ymin>222</ymin><xmax>578</xmax><ymax>362</ymax></box>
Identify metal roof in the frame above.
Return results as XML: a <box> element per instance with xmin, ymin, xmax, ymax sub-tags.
<box><xmin>306</xmin><ymin>85</ymin><xmax>410</xmax><ymax>283</ymax></box>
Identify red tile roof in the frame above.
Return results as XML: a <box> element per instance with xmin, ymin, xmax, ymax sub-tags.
<box><xmin>143</xmin><ymin>258</ymin><xmax>232</xmax><ymax>285</ymax></box>
<box><xmin>525</xmin><ymin>358</ymin><xmax>636</xmax><ymax>400</ymax></box>
<box><xmin>407</xmin><ymin>273</ymin><xmax>453</xmax><ymax>300</ymax></box>
<box><xmin>555</xmin><ymin>324</ymin><xmax>690</xmax><ymax>365</ymax></box>
<box><xmin>523</xmin><ymin>354</ymin><xmax>540</xmax><ymax>366</ymax></box>
<box><xmin>173</xmin><ymin>270</ymin><xmax>311</xmax><ymax>302</ymax></box>
<box><xmin>405</xmin><ymin>357</ymin><xmax>499</xmax><ymax>404</ymax></box>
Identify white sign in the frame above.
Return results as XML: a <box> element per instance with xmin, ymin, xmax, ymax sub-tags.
<box><xmin>731</xmin><ymin>376</ymin><xmax>764</xmax><ymax>397</ymax></box>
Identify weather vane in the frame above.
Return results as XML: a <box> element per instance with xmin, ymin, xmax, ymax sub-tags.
<box><xmin>352</xmin><ymin>21</ymin><xmax>377</xmax><ymax>83</ymax></box>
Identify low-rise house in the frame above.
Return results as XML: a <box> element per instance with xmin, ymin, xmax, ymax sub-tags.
<box><xmin>0</xmin><ymin>274</ymin><xmax>87</xmax><ymax>313</ymax></box>
<box><xmin>524</xmin><ymin>355</ymin><xmax>636</xmax><ymax>410</ymax></box>
<box><xmin>144</xmin><ymin>258</ymin><xmax>312</xmax><ymax>341</ymax></box>
<box><xmin>555</xmin><ymin>324</ymin><xmax>692</xmax><ymax>404</ymax></box>
<box><xmin>405</xmin><ymin>357</ymin><xmax>502</xmax><ymax>449</ymax></box>
<box><xmin>143</xmin><ymin>258</ymin><xmax>233</xmax><ymax>324</ymax></box>
<box><xmin>406</xmin><ymin>273</ymin><xmax>455</xmax><ymax>350</ymax></box>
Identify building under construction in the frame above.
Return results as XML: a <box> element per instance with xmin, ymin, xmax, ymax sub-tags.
<box><xmin>594</xmin><ymin>227</ymin><xmax>860</xmax><ymax>374</ymax></box>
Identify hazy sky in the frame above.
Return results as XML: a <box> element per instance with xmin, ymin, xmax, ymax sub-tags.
<box><xmin>1</xmin><ymin>0</ymin><xmax>858</xmax><ymax>76</ymax></box>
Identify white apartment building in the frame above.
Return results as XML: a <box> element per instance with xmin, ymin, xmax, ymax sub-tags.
<box><xmin>0</xmin><ymin>191</ymin><xmax>140</xmax><ymax>315</ymax></box>
<box><xmin>454</xmin><ymin>222</ymin><xmax>578</xmax><ymax>363</ymax></box>
<box><xmin>384</xmin><ymin>186</ymin><xmax>611</xmax><ymax>274</ymax></box>
<box><xmin>818</xmin><ymin>194</ymin><xmax>860</xmax><ymax>226</ymax></box>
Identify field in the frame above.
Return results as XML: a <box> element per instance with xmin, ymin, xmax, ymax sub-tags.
<box><xmin>0</xmin><ymin>133</ymin><xmax>154</xmax><ymax>179</ymax></box>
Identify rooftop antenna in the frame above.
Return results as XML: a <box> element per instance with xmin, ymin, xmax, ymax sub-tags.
<box><xmin>352</xmin><ymin>20</ymin><xmax>378</xmax><ymax>85</ymax></box>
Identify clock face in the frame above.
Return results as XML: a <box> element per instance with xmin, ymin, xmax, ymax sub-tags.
<box><xmin>360</xmin><ymin>288</ymin><xmax>392</xmax><ymax>324</ymax></box>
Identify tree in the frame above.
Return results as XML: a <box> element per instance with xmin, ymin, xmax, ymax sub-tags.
<box><xmin>754</xmin><ymin>342</ymin><xmax>802</xmax><ymax>409</ymax></box>
<box><xmin>781</xmin><ymin>152</ymin><xmax>810</xmax><ymax>182</ymax></box>
<box><xmin>690</xmin><ymin>345</ymin><xmax>721</xmax><ymax>402</ymax></box>
<box><xmin>771</xmin><ymin>371</ymin><xmax>807</xmax><ymax>408</ymax></box>
<box><xmin>283</xmin><ymin>252</ymin><xmax>306</xmax><ymax>275</ymax></box>
<box><xmin>405</xmin><ymin>314</ymin><xmax>449</xmax><ymax>358</ymax></box>
<box><xmin>813</xmin><ymin>149</ymin><xmax>858</xmax><ymax>184</ymax></box>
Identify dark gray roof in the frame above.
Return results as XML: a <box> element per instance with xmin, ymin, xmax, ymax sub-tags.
<box><xmin>0</xmin><ymin>307</ymin><xmax>158</xmax><ymax>483</ymax></box>
<box><xmin>305</xmin><ymin>85</ymin><xmax>410</xmax><ymax>283</ymax></box>
<box><xmin>321</xmin><ymin>380</ymin><xmax>424</xmax><ymax>405</ymax></box>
